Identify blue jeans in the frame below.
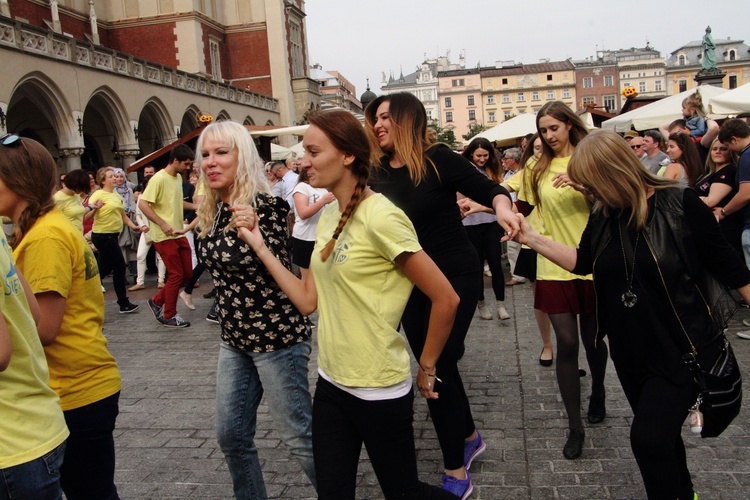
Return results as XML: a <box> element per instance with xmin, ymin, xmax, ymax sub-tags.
<box><xmin>742</xmin><ymin>228</ymin><xmax>750</xmax><ymax>269</ymax></box>
<box><xmin>216</xmin><ymin>341</ymin><xmax>315</xmax><ymax>500</ymax></box>
<box><xmin>0</xmin><ymin>442</ymin><xmax>66</xmax><ymax>500</ymax></box>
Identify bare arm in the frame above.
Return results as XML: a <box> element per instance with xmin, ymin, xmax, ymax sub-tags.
<box><xmin>294</xmin><ymin>191</ymin><xmax>335</xmax><ymax>220</ymax></box>
<box><xmin>0</xmin><ymin>313</ymin><xmax>10</xmax><ymax>371</ymax></box>
<box><xmin>34</xmin><ymin>291</ymin><xmax>67</xmax><ymax>346</ymax></box>
<box><xmin>715</xmin><ymin>182</ymin><xmax>750</xmax><ymax>221</ymax></box>
<box><xmin>121</xmin><ymin>211</ymin><xmax>140</xmax><ymax>231</ymax></box>
<box><xmin>513</xmin><ymin>214</ymin><xmax>578</xmax><ymax>272</ymax></box>
<box><xmin>701</xmin><ymin>183</ymin><xmax>733</xmax><ymax>209</ymax></box>
<box><xmin>138</xmin><ymin>198</ymin><xmax>175</xmax><ymax>236</ymax></box>
<box><xmin>16</xmin><ymin>268</ymin><xmax>40</xmax><ymax>325</ymax></box>
<box><xmin>700</xmin><ymin>119</ymin><xmax>719</xmax><ymax>148</ymax></box>
<box><xmin>235</xmin><ymin>207</ymin><xmax>318</xmax><ymax>314</ymax></box>
<box><xmin>492</xmin><ymin>193</ymin><xmax>519</xmax><ymax>239</ymax></box>
<box><xmin>662</xmin><ymin>163</ymin><xmax>684</xmax><ymax>181</ymax></box>
<box><xmin>395</xmin><ymin>250</ymin><xmax>459</xmax><ymax>400</ymax></box>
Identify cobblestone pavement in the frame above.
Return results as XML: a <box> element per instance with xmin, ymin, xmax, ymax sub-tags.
<box><xmin>105</xmin><ymin>275</ymin><xmax>750</xmax><ymax>499</ymax></box>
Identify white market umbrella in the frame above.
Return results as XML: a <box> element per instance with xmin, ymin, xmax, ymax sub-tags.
<box><xmin>271</xmin><ymin>143</ymin><xmax>293</xmax><ymax>161</ymax></box>
<box><xmin>602</xmin><ymin>85</ymin><xmax>728</xmax><ymax>132</ymax></box>
<box><xmin>250</xmin><ymin>125</ymin><xmax>309</xmax><ymax>138</ymax></box>
<box><xmin>473</xmin><ymin>114</ymin><xmax>538</xmax><ymax>147</ymax></box>
<box><xmin>289</xmin><ymin>141</ymin><xmax>305</xmax><ymax>158</ymax></box>
<box><xmin>709</xmin><ymin>83</ymin><xmax>750</xmax><ymax>115</ymax></box>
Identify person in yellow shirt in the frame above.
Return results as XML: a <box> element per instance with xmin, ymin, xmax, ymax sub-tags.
<box><xmin>233</xmin><ymin>111</ymin><xmax>459</xmax><ymax>499</ymax></box>
<box><xmin>139</xmin><ymin>144</ymin><xmax>195</xmax><ymax>328</ymax></box>
<box><xmin>53</xmin><ymin>169</ymin><xmax>100</xmax><ymax>233</ymax></box>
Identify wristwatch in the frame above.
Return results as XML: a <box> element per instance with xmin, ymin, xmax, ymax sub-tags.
<box><xmin>721</xmin><ymin>208</ymin><xmax>727</xmax><ymax>216</ymax></box>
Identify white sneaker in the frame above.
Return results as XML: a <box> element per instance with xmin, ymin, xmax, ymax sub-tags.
<box><xmin>742</xmin><ymin>318</ymin><xmax>750</xmax><ymax>328</ymax></box>
<box><xmin>477</xmin><ymin>301</ymin><xmax>492</xmax><ymax>320</ymax></box>
<box><xmin>736</xmin><ymin>330</ymin><xmax>750</xmax><ymax>340</ymax></box>
<box><xmin>483</xmin><ymin>264</ymin><xmax>492</xmax><ymax>277</ymax></box>
<box><xmin>101</xmin><ymin>285</ymin><xmax>106</xmax><ymax>293</ymax></box>
<box><xmin>179</xmin><ymin>291</ymin><xmax>196</xmax><ymax>310</ymax></box>
<box><xmin>497</xmin><ymin>305</ymin><xmax>511</xmax><ymax>320</ymax></box>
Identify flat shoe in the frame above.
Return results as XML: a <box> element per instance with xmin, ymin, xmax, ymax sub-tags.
<box><xmin>587</xmin><ymin>391</ymin><xmax>606</xmax><ymax>424</ymax></box>
<box><xmin>539</xmin><ymin>349</ymin><xmax>553</xmax><ymax>367</ymax></box>
<box><xmin>563</xmin><ymin>429</ymin><xmax>584</xmax><ymax>459</ymax></box>
<box><xmin>128</xmin><ymin>284</ymin><xmax>146</xmax><ymax>291</ymax></box>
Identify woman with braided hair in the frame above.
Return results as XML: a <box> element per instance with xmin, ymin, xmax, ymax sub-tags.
<box><xmin>234</xmin><ymin>109</ymin><xmax>458</xmax><ymax>499</ymax></box>
<box><xmin>364</xmin><ymin>92</ymin><xmax>518</xmax><ymax>496</ymax></box>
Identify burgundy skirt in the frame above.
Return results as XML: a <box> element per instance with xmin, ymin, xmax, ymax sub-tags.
<box><xmin>534</xmin><ymin>279</ymin><xmax>595</xmax><ymax>315</ymax></box>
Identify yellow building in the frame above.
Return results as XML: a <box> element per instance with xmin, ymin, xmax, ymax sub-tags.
<box><xmin>480</xmin><ymin>60</ymin><xmax>577</xmax><ymax>122</ymax></box>
<box><xmin>666</xmin><ymin>37</ymin><xmax>750</xmax><ymax>94</ymax></box>
<box><xmin>436</xmin><ymin>68</ymin><xmax>482</xmax><ymax>139</ymax></box>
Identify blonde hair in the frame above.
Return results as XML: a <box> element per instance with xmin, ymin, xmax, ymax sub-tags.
<box><xmin>703</xmin><ymin>138</ymin><xmax>739</xmax><ymax>176</ymax></box>
<box><xmin>682</xmin><ymin>92</ymin><xmax>706</xmax><ymax>118</ymax></box>
<box><xmin>195</xmin><ymin>121</ymin><xmax>270</xmax><ymax>238</ymax></box>
<box><xmin>568</xmin><ymin>130</ymin><xmax>679</xmax><ymax>230</ymax></box>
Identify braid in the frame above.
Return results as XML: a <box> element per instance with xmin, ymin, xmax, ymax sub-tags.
<box><xmin>320</xmin><ymin>176</ymin><xmax>367</xmax><ymax>262</ymax></box>
<box><xmin>11</xmin><ymin>198</ymin><xmax>55</xmax><ymax>249</ymax></box>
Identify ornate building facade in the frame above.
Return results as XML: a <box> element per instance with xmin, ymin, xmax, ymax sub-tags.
<box><xmin>0</xmin><ymin>0</ymin><xmax>319</xmax><ymax>173</ymax></box>
<box><xmin>666</xmin><ymin>36</ymin><xmax>750</xmax><ymax>93</ymax></box>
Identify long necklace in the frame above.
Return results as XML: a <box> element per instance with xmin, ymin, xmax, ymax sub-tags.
<box><xmin>619</xmin><ymin>221</ymin><xmax>640</xmax><ymax>308</ymax></box>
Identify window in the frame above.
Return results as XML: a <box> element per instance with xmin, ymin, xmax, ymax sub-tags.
<box><xmin>729</xmin><ymin>50</ymin><xmax>736</xmax><ymax>61</ymax></box>
<box><xmin>488</xmin><ymin>111</ymin><xmax>496</xmax><ymax>122</ymax></box>
<box><xmin>729</xmin><ymin>75</ymin><xmax>738</xmax><ymax>89</ymax></box>
<box><xmin>504</xmin><ymin>111</ymin><xmax>512</xmax><ymax>120</ymax></box>
<box><xmin>502</xmin><ymin>94</ymin><xmax>510</xmax><ymax>103</ymax></box>
<box><xmin>209</xmin><ymin>38</ymin><xmax>222</xmax><ymax>81</ymax></box>
<box><xmin>444</xmin><ymin>97</ymin><xmax>452</xmax><ymax>108</ymax></box>
<box><xmin>604</xmin><ymin>75</ymin><xmax>613</xmax><ymax>86</ymax></box>
<box><xmin>638</xmin><ymin>81</ymin><xmax>646</xmax><ymax>93</ymax></box>
<box><xmin>582</xmin><ymin>96</ymin><xmax>595</xmax><ymax>107</ymax></box>
<box><xmin>445</xmin><ymin>112</ymin><xmax>453</xmax><ymax>122</ymax></box>
<box><xmin>546</xmin><ymin>90</ymin><xmax>554</xmax><ymax>100</ymax></box>
<box><xmin>502</xmin><ymin>78</ymin><xmax>508</xmax><ymax>85</ymax></box>
<box><xmin>678</xmin><ymin>80</ymin><xmax>687</xmax><ymax>92</ymax></box>
<box><xmin>452</xmin><ymin>79</ymin><xmax>465</xmax><ymax>87</ymax></box>
<box><xmin>517</xmin><ymin>92</ymin><xmax>525</xmax><ymax>102</ymax></box>
<box><xmin>467</xmin><ymin>95</ymin><xmax>475</xmax><ymax>106</ymax></box>
<box><xmin>623</xmin><ymin>82</ymin><xmax>631</xmax><ymax>89</ymax></box>
<box><xmin>426</xmin><ymin>110</ymin><xmax>432</xmax><ymax>120</ymax></box>
<box><xmin>562</xmin><ymin>89</ymin><xmax>571</xmax><ymax>99</ymax></box>
<box><xmin>678</xmin><ymin>55</ymin><xmax>686</xmax><ymax>66</ymax></box>
<box><xmin>487</xmin><ymin>95</ymin><xmax>495</xmax><ymax>105</ymax></box>
<box><xmin>532</xmin><ymin>91</ymin><xmax>539</xmax><ymax>101</ymax></box>
<box><xmin>603</xmin><ymin>95</ymin><xmax>616</xmax><ymax>113</ymax></box>
<box><xmin>288</xmin><ymin>19</ymin><xmax>305</xmax><ymax>78</ymax></box>
<box><xmin>583</xmin><ymin>77</ymin><xmax>593</xmax><ymax>88</ymax></box>
<box><xmin>547</xmin><ymin>74</ymin><xmax>553</xmax><ymax>81</ymax></box>
<box><xmin>469</xmin><ymin>110</ymin><xmax>476</xmax><ymax>120</ymax></box>
<box><xmin>655</xmin><ymin>80</ymin><xmax>662</xmax><ymax>92</ymax></box>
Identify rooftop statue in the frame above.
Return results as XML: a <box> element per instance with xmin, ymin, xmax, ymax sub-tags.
<box><xmin>701</xmin><ymin>26</ymin><xmax>717</xmax><ymax>71</ymax></box>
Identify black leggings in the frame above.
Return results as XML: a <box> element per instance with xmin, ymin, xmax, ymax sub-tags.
<box><xmin>465</xmin><ymin>223</ymin><xmax>505</xmax><ymax>301</ymax></box>
<box><xmin>549</xmin><ymin>311</ymin><xmax>608</xmax><ymax>431</ymax></box>
<box><xmin>313</xmin><ymin>378</ymin><xmax>454</xmax><ymax>499</ymax></box>
<box><xmin>617</xmin><ymin>368</ymin><xmax>695</xmax><ymax>499</ymax></box>
<box><xmin>401</xmin><ymin>272</ymin><xmax>478</xmax><ymax>471</ymax></box>
<box><xmin>92</xmin><ymin>232</ymin><xmax>129</xmax><ymax>306</ymax></box>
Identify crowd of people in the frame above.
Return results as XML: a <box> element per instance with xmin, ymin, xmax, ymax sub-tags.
<box><xmin>3</xmin><ymin>91</ymin><xmax>750</xmax><ymax>499</ymax></box>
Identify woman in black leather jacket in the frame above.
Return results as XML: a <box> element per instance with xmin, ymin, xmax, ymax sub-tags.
<box><xmin>513</xmin><ymin>129</ymin><xmax>750</xmax><ymax>499</ymax></box>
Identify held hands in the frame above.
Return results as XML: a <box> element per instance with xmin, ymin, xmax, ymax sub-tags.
<box><xmin>140</xmin><ymin>225</ymin><xmax>150</xmax><ymax>234</ymax></box>
<box><xmin>230</xmin><ymin>204</ymin><xmax>265</xmax><ymax>253</ymax></box>
<box><xmin>417</xmin><ymin>365</ymin><xmax>440</xmax><ymax>400</ymax></box>
<box><xmin>321</xmin><ymin>192</ymin><xmax>336</xmax><ymax>205</ymax></box>
<box><xmin>159</xmin><ymin>222</ymin><xmax>175</xmax><ymax>236</ymax></box>
<box><xmin>510</xmin><ymin>213</ymin><xmax>534</xmax><ymax>246</ymax></box>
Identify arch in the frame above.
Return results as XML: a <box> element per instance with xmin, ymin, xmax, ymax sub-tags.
<box><xmin>83</xmin><ymin>86</ymin><xmax>133</xmax><ymax>169</ymax></box>
<box><xmin>678</xmin><ymin>54</ymin><xmax>686</xmax><ymax>66</ymax></box>
<box><xmin>8</xmin><ymin>71</ymin><xmax>76</xmax><ymax>148</ymax></box>
<box><xmin>216</xmin><ymin>109</ymin><xmax>231</xmax><ymax>122</ymax></box>
<box><xmin>243</xmin><ymin>115</ymin><xmax>256</xmax><ymax>126</ymax></box>
<box><xmin>180</xmin><ymin>104</ymin><xmax>201</xmax><ymax>137</ymax></box>
<box><xmin>137</xmin><ymin>97</ymin><xmax>174</xmax><ymax>158</ymax></box>
<box><xmin>87</xmin><ymin>86</ymin><xmax>132</xmax><ymax>143</ymax></box>
<box><xmin>265</xmin><ymin>119</ymin><xmax>275</xmax><ymax>126</ymax></box>
<box><xmin>729</xmin><ymin>49</ymin><xmax>736</xmax><ymax>61</ymax></box>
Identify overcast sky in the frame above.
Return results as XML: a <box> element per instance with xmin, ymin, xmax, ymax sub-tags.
<box><xmin>304</xmin><ymin>0</ymin><xmax>747</xmax><ymax>100</ymax></box>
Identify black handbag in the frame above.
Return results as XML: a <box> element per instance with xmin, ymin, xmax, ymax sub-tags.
<box><xmin>682</xmin><ymin>335</ymin><xmax>742</xmax><ymax>438</ymax></box>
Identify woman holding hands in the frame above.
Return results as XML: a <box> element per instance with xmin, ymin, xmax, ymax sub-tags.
<box><xmin>234</xmin><ymin>110</ymin><xmax>459</xmax><ymax>499</ymax></box>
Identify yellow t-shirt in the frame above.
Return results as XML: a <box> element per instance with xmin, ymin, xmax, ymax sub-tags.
<box><xmin>505</xmin><ymin>168</ymin><xmax>545</xmax><ymax>248</ymax></box>
<box><xmin>89</xmin><ymin>189</ymin><xmax>125</xmax><ymax>234</ymax></box>
<box><xmin>53</xmin><ymin>190</ymin><xmax>85</xmax><ymax>233</ymax></box>
<box><xmin>140</xmin><ymin>169</ymin><xmax>184</xmax><ymax>243</ymax></box>
<box><xmin>0</xmin><ymin>234</ymin><xmax>69</xmax><ymax>468</ymax></box>
<box><xmin>311</xmin><ymin>194</ymin><xmax>422</xmax><ymax>388</ymax></box>
<box><xmin>518</xmin><ymin>156</ymin><xmax>592</xmax><ymax>281</ymax></box>
<box><xmin>14</xmin><ymin>209</ymin><xmax>121</xmax><ymax>411</ymax></box>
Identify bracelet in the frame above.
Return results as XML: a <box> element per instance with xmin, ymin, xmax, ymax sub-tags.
<box><xmin>721</xmin><ymin>208</ymin><xmax>727</xmax><ymax>216</ymax></box>
<box><xmin>420</xmin><ymin>365</ymin><xmax>443</xmax><ymax>383</ymax></box>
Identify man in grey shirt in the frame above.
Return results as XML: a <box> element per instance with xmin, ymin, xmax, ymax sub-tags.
<box><xmin>640</xmin><ymin>130</ymin><xmax>670</xmax><ymax>174</ymax></box>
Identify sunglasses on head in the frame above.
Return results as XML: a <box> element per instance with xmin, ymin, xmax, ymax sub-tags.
<box><xmin>1</xmin><ymin>133</ymin><xmax>22</xmax><ymax>146</ymax></box>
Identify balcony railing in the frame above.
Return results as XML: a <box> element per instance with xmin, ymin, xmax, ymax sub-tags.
<box><xmin>0</xmin><ymin>17</ymin><xmax>279</xmax><ymax>113</ymax></box>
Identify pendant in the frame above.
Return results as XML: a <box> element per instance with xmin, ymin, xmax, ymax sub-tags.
<box><xmin>621</xmin><ymin>289</ymin><xmax>637</xmax><ymax>308</ymax></box>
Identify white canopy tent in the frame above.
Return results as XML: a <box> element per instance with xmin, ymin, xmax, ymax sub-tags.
<box><xmin>289</xmin><ymin>141</ymin><xmax>305</xmax><ymax>158</ymax></box>
<box><xmin>270</xmin><ymin>143</ymin><xmax>293</xmax><ymax>161</ymax></box>
<box><xmin>249</xmin><ymin>125</ymin><xmax>309</xmax><ymax>138</ymax></box>
<box><xmin>709</xmin><ymin>83</ymin><xmax>750</xmax><ymax>115</ymax></box>
<box><xmin>602</xmin><ymin>85</ymin><xmax>728</xmax><ymax>132</ymax></box>
<box><xmin>472</xmin><ymin>114</ymin><xmax>538</xmax><ymax>147</ymax></box>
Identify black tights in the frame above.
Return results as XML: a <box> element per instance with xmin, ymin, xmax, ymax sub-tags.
<box><xmin>548</xmin><ymin>311</ymin><xmax>608</xmax><ymax>431</ymax></box>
